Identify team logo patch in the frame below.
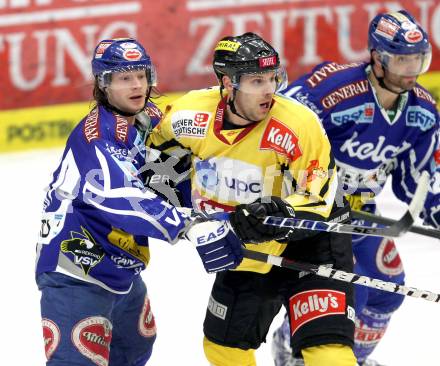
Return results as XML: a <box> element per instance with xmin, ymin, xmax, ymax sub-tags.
<box><xmin>72</xmin><ymin>316</ymin><xmax>112</xmax><ymax>366</ymax></box>
<box><xmin>138</xmin><ymin>295</ymin><xmax>157</xmax><ymax>337</ymax></box>
<box><xmin>42</xmin><ymin>318</ymin><xmax>60</xmax><ymax>360</ymax></box>
<box><xmin>375</xmin><ymin>238</ymin><xmax>403</xmax><ymax>276</ymax></box>
<box><xmin>406</xmin><ymin>106</ymin><xmax>436</xmax><ymax>131</ymax></box>
<box><xmin>289</xmin><ymin>289</ymin><xmax>346</xmax><ymax>336</ymax></box>
<box><xmin>404</xmin><ymin>29</ymin><xmax>423</xmax><ymax>43</ymax></box>
<box><xmin>60</xmin><ymin>227</ymin><xmax>105</xmax><ymax>275</ymax></box>
<box><xmin>123</xmin><ymin>49</ymin><xmax>142</xmax><ymax>61</ymax></box>
<box><xmin>171</xmin><ymin>110</ymin><xmax>211</xmax><ymax>138</ymax></box>
<box><xmin>260</xmin><ymin>118</ymin><xmax>302</xmax><ymax>161</ymax></box>
<box><xmin>375</xmin><ymin>18</ymin><xmax>399</xmax><ymax>40</ymax></box>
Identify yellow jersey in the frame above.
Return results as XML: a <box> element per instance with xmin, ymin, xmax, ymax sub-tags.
<box><xmin>149</xmin><ymin>87</ymin><xmax>338</xmax><ymax>273</ymax></box>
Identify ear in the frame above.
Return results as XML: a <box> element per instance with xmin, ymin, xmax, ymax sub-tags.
<box><xmin>371</xmin><ymin>50</ymin><xmax>384</xmax><ymax>75</ymax></box>
<box><xmin>222</xmin><ymin>75</ymin><xmax>234</xmax><ymax>93</ymax></box>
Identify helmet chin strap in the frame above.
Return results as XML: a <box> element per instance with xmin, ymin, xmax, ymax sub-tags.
<box><xmin>372</xmin><ymin>65</ymin><xmax>408</xmax><ymax>95</ymax></box>
<box><xmin>227</xmin><ymin>88</ymin><xmax>261</xmax><ymax>124</ymax></box>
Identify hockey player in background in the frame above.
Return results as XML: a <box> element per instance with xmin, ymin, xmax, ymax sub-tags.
<box><xmin>35</xmin><ymin>38</ymin><xmax>244</xmax><ymax>366</ymax></box>
<box><xmin>149</xmin><ymin>32</ymin><xmax>357</xmax><ymax>366</ymax></box>
<box><xmin>271</xmin><ymin>10</ymin><xmax>440</xmax><ymax>366</ymax></box>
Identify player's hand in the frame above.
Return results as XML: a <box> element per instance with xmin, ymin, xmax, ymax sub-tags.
<box><xmin>229</xmin><ymin>196</ymin><xmax>295</xmax><ymax>243</ymax></box>
<box><xmin>185</xmin><ymin>220</ymin><xmax>243</xmax><ymax>273</ymax></box>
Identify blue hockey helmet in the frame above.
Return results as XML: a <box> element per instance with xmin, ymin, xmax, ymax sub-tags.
<box><xmin>368</xmin><ymin>10</ymin><xmax>432</xmax><ymax>75</ymax></box>
<box><xmin>91</xmin><ymin>38</ymin><xmax>157</xmax><ymax>88</ymax></box>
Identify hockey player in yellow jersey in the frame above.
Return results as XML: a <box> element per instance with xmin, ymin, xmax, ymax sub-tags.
<box><xmin>148</xmin><ymin>32</ymin><xmax>356</xmax><ymax>366</ymax></box>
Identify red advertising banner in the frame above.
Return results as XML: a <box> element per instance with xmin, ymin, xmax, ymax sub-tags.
<box><xmin>1</xmin><ymin>0</ymin><xmax>439</xmax><ymax>110</ymax></box>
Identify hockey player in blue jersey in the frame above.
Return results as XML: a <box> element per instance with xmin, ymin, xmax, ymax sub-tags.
<box><xmin>271</xmin><ymin>10</ymin><xmax>439</xmax><ymax>366</ymax></box>
<box><xmin>35</xmin><ymin>38</ymin><xmax>244</xmax><ymax>366</ymax></box>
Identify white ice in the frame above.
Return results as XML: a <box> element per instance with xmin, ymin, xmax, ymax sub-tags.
<box><xmin>1</xmin><ymin>148</ymin><xmax>439</xmax><ymax>366</ymax></box>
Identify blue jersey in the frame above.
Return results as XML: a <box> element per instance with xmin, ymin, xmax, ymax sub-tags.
<box><xmin>36</xmin><ymin>104</ymin><xmax>189</xmax><ymax>293</ymax></box>
<box><xmin>281</xmin><ymin>62</ymin><xmax>440</xmax><ymax>226</ymax></box>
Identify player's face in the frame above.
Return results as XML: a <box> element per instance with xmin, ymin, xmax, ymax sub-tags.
<box><xmin>383</xmin><ymin>69</ymin><xmax>417</xmax><ymax>92</ymax></box>
<box><xmin>234</xmin><ymin>72</ymin><xmax>276</xmax><ymax>122</ymax></box>
<box><xmin>106</xmin><ymin>70</ymin><xmax>148</xmax><ymax>116</ymax></box>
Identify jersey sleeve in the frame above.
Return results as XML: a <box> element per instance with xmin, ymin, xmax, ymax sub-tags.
<box><xmin>390</xmin><ymin>120</ymin><xmax>440</xmax><ymax>228</ymax></box>
<box><xmin>50</xmin><ymin>133</ymin><xmax>189</xmax><ymax>244</ymax></box>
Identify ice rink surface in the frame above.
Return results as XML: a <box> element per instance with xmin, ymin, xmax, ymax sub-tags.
<box><xmin>1</xmin><ymin>148</ymin><xmax>439</xmax><ymax>366</ymax></box>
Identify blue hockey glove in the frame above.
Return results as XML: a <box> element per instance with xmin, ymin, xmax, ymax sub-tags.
<box><xmin>185</xmin><ymin>220</ymin><xmax>244</xmax><ymax>273</ymax></box>
<box><xmin>229</xmin><ymin>196</ymin><xmax>295</xmax><ymax>243</ymax></box>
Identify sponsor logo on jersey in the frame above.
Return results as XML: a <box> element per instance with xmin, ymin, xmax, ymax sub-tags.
<box><xmin>208</xmin><ymin>295</ymin><xmax>228</xmax><ymax>320</ymax></box>
<box><xmin>84</xmin><ymin>108</ymin><xmax>100</xmax><ymax>142</ymax></box>
<box><xmin>376</xmin><ymin>238</ymin><xmax>403</xmax><ymax>276</ymax></box>
<box><xmin>289</xmin><ymin>289</ymin><xmax>346</xmax><ymax>335</ymax></box>
<box><xmin>72</xmin><ymin>316</ymin><xmax>112</xmax><ymax>366</ymax></box>
<box><xmin>355</xmin><ymin>321</ymin><xmax>387</xmax><ymax>345</ymax></box>
<box><xmin>138</xmin><ymin>295</ymin><xmax>157</xmax><ymax>337</ymax></box>
<box><xmin>42</xmin><ymin>318</ymin><xmax>60</xmax><ymax>360</ymax></box>
<box><xmin>171</xmin><ymin>110</ymin><xmax>211</xmax><ymax>138</ymax></box>
<box><xmin>413</xmin><ymin>87</ymin><xmax>437</xmax><ymax>105</ymax></box>
<box><xmin>375</xmin><ymin>18</ymin><xmax>399</xmax><ymax>40</ymax></box>
<box><xmin>145</xmin><ymin>104</ymin><xmax>162</xmax><ymax>119</ymax></box>
<box><xmin>260</xmin><ymin>118</ymin><xmax>302</xmax><ymax>161</ymax></box>
<box><xmin>330</xmin><ymin>103</ymin><xmax>375</xmax><ymax>126</ymax></box>
<box><xmin>339</xmin><ymin>132</ymin><xmax>412</xmax><ymax>163</ymax></box>
<box><xmin>283</xmin><ymin>86</ymin><xmax>323</xmax><ymax>115</ymax></box>
<box><xmin>434</xmin><ymin>149</ymin><xmax>440</xmax><ymax>165</ymax></box>
<box><xmin>306</xmin><ymin>62</ymin><xmax>363</xmax><ymax>88</ymax></box>
<box><xmin>406</xmin><ymin>106</ymin><xmax>436</xmax><ymax>131</ymax></box>
<box><xmin>194</xmin><ymin>157</ymin><xmax>263</xmax><ymax>203</ymax></box>
<box><xmin>60</xmin><ymin>227</ymin><xmax>105</xmax><ymax>275</ymax></box>
<box><xmin>321</xmin><ymin>80</ymin><xmax>369</xmax><ymax>109</ymax></box>
<box><xmin>115</xmin><ymin>115</ymin><xmax>128</xmax><ymax>142</ymax></box>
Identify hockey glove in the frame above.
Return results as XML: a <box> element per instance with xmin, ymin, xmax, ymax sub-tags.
<box><xmin>229</xmin><ymin>196</ymin><xmax>295</xmax><ymax>243</ymax></box>
<box><xmin>186</xmin><ymin>220</ymin><xmax>244</xmax><ymax>273</ymax></box>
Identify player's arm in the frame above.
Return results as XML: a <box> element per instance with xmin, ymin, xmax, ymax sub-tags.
<box><xmin>390</xmin><ymin>117</ymin><xmax>440</xmax><ymax>228</ymax></box>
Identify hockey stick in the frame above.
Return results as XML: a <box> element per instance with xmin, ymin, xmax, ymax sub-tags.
<box><xmin>352</xmin><ymin>210</ymin><xmax>440</xmax><ymax>239</ymax></box>
<box><xmin>242</xmin><ymin>248</ymin><xmax>440</xmax><ymax>303</ymax></box>
<box><xmin>261</xmin><ymin>171</ymin><xmax>430</xmax><ymax>238</ymax></box>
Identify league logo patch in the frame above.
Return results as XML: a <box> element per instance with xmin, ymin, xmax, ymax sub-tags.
<box><xmin>260</xmin><ymin>118</ymin><xmax>302</xmax><ymax>161</ymax></box>
<box><xmin>289</xmin><ymin>289</ymin><xmax>346</xmax><ymax>336</ymax></box>
<box><xmin>42</xmin><ymin>318</ymin><xmax>60</xmax><ymax>360</ymax></box>
<box><xmin>138</xmin><ymin>295</ymin><xmax>157</xmax><ymax>337</ymax></box>
<box><xmin>60</xmin><ymin>227</ymin><xmax>105</xmax><ymax>275</ymax></box>
<box><xmin>72</xmin><ymin>316</ymin><xmax>112</xmax><ymax>366</ymax></box>
<box><xmin>376</xmin><ymin>238</ymin><xmax>403</xmax><ymax>276</ymax></box>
